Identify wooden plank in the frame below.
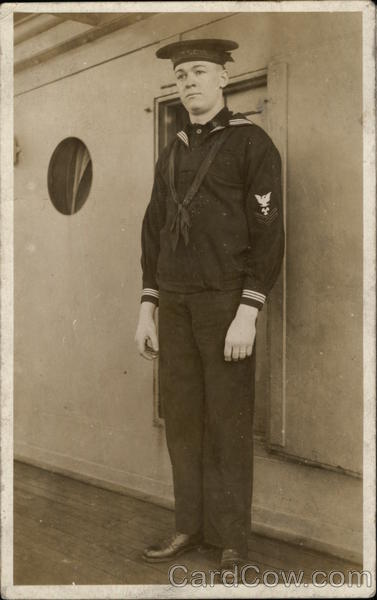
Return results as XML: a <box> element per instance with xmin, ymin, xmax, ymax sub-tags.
<box><xmin>52</xmin><ymin>13</ymin><xmax>106</xmax><ymax>27</ymax></box>
<box><xmin>15</xmin><ymin>461</ymin><xmax>172</xmax><ymax>519</ymax></box>
<box><xmin>14</xmin><ymin>14</ymin><xmax>62</xmax><ymax>46</ymax></box>
<box><xmin>16</xmin><ymin>462</ymin><xmax>360</xmax><ymax>571</ymax></box>
<box><xmin>14</xmin><ymin>489</ymin><xmax>175</xmax><ymax>567</ymax></box>
<box><xmin>14</xmin><ymin>518</ymin><xmax>166</xmax><ymax>584</ymax></box>
<box><xmin>14</xmin><ymin>462</ymin><xmax>361</xmax><ymax>586</ymax></box>
<box><xmin>13</xmin><ymin>13</ymin><xmax>35</xmax><ymax>24</ymax></box>
<box><xmin>15</xmin><ymin>530</ymin><xmax>117</xmax><ymax>585</ymax></box>
<box><xmin>14</xmin><ymin>502</ymin><xmax>170</xmax><ymax>583</ymax></box>
<box><xmin>54</xmin><ymin>13</ymin><xmax>127</xmax><ymax>27</ymax></box>
<box><xmin>15</xmin><ymin>498</ymin><xmax>225</xmax><ymax>584</ymax></box>
<box><xmin>14</xmin><ymin>485</ymin><xmax>171</xmax><ymax>533</ymax></box>
<box><xmin>249</xmin><ymin>533</ymin><xmax>361</xmax><ymax>573</ymax></box>
<box><xmin>14</xmin><ymin>477</ymin><xmax>170</xmax><ymax>529</ymax></box>
<box><xmin>15</xmin><ymin>490</ymin><xmax>163</xmax><ymax>551</ymax></box>
<box><xmin>14</xmin><ymin>488</ymin><xmax>269</xmax><ymax>583</ymax></box>
<box><xmin>14</xmin><ymin>13</ymin><xmax>158</xmax><ymax>73</ymax></box>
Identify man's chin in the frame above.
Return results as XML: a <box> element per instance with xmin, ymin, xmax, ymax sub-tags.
<box><xmin>186</xmin><ymin>102</ymin><xmax>207</xmax><ymax>115</ymax></box>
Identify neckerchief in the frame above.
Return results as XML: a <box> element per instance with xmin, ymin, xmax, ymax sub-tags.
<box><xmin>168</xmin><ymin>127</ymin><xmax>233</xmax><ymax>251</ymax></box>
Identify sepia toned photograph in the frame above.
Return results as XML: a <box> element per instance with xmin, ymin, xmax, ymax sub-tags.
<box><xmin>0</xmin><ymin>1</ymin><xmax>375</xmax><ymax>598</ymax></box>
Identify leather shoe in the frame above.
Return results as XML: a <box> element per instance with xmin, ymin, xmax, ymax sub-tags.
<box><xmin>220</xmin><ymin>548</ymin><xmax>247</xmax><ymax>583</ymax></box>
<box><xmin>142</xmin><ymin>531</ymin><xmax>203</xmax><ymax>563</ymax></box>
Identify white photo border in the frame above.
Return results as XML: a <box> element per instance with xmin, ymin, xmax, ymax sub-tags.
<box><xmin>1</xmin><ymin>1</ymin><xmax>375</xmax><ymax>598</ymax></box>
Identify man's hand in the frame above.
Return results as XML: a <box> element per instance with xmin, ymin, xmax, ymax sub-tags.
<box><xmin>135</xmin><ymin>301</ymin><xmax>159</xmax><ymax>361</ymax></box>
<box><xmin>224</xmin><ymin>304</ymin><xmax>258</xmax><ymax>362</ymax></box>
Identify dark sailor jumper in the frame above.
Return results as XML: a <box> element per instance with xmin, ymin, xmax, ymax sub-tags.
<box><xmin>141</xmin><ymin>106</ymin><xmax>284</xmax><ymax>311</ymax></box>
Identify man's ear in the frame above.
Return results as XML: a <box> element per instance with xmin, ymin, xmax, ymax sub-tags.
<box><xmin>219</xmin><ymin>68</ymin><xmax>229</xmax><ymax>90</ymax></box>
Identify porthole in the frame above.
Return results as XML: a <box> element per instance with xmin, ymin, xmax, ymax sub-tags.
<box><xmin>47</xmin><ymin>137</ymin><xmax>93</xmax><ymax>215</ymax></box>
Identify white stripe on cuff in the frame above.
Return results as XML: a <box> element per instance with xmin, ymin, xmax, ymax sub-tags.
<box><xmin>242</xmin><ymin>290</ymin><xmax>266</xmax><ymax>303</ymax></box>
<box><xmin>142</xmin><ymin>288</ymin><xmax>159</xmax><ymax>298</ymax></box>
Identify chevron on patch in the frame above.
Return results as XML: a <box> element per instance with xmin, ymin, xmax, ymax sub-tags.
<box><xmin>255</xmin><ymin>206</ymin><xmax>278</xmax><ymax>225</ymax></box>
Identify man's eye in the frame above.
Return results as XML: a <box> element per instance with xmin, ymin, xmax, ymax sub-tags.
<box><xmin>195</xmin><ymin>70</ymin><xmax>205</xmax><ymax>75</ymax></box>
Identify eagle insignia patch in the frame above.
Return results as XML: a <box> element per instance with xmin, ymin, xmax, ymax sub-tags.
<box><xmin>255</xmin><ymin>192</ymin><xmax>272</xmax><ymax>215</ymax></box>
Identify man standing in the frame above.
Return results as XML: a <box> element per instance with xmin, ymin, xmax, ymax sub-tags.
<box><xmin>135</xmin><ymin>38</ymin><xmax>284</xmax><ymax>573</ymax></box>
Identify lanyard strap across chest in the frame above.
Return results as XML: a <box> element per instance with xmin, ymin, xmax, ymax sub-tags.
<box><xmin>168</xmin><ymin>128</ymin><xmax>233</xmax><ymax>251</ymax></box>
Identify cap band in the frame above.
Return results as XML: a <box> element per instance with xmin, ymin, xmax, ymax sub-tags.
<box><xmin>173</xmin><ymin>48</ymin><xmax>234</xmax><ymax>68</ymax></box>
<box><xmin>156</xmin><ymin>38</ymin><xmax>238</xmax><ymax>67</ymax></box>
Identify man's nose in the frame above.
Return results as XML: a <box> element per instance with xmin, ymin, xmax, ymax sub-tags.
<box><xmin>184</xmin><ymin>74</ymin><xmax>196</xmax><ymax>88</ymax></box>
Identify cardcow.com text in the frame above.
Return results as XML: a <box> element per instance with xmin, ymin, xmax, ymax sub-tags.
<box><xmin>168</xmin><ymin>564</ymin><xmax>373</xmax><ymax>588</ymax></box>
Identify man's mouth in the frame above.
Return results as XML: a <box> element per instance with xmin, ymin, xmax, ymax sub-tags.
<box><xmin>186</xmin><ymin>92</ymin><xmax>201</xmax><ymax>99</ymax></box>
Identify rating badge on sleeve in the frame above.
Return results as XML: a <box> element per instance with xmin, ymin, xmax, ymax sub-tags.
<box><xmin>254</xmin><ymin>192</ymin><xmax>278</xmax><ymax>225</ymax></box>
<box><xmin>255</xmin><ymin>192</ymin><xmax>272</xmax><ymax>215</ymax></box>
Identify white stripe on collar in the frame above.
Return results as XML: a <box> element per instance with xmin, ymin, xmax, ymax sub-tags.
<box><xmin>177</xmin><ymin>131</ymin><xmax>189</xmax><ymax>146</ymax></box>
<box><xmin>177</xmin><ymin>117</ymin><xmax>252</xmax><ymax>144</ymax></box>
<box><xmin>210</xmin><ymin>117</ymin><xmax>252</xmax><ymax>133</ymax></box>
<box><xmin>229</xmin><ymin>118</ymin><xmax>253</xmax><ymax>126</ymax></box>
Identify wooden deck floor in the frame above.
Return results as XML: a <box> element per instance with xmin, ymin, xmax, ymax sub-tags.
<box><xmin>14</xmin><ymin>461</ymin><xmax>361</xmax><ymax>586</ymax></box>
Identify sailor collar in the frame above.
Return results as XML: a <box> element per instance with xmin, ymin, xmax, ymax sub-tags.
<box><xmin>176</xmin><ymin>107</ymin><xmax>252</xmax><ymax>147</ymax></box>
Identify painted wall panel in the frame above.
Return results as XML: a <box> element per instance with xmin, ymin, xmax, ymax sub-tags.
<box><xmin>280</xmin><ymin>26</ymin><xmax>363</xmax><ymax>473</ymax></box>
<box><xmin>14</xmin><ymin>42</ymin><xmax>177</xmax><ymax>487</ymax></box>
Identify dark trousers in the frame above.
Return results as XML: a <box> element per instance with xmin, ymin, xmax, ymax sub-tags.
<box><xmin>159</xmin><ymin>289</ymin><xmax>256</xmax><ymax>556</ymax></box>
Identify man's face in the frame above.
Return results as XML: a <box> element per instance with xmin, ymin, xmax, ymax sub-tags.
<box><xmin>174</xmin><ymin>61</ymin><xmax>228</xmax><ymax>116</ymax></box>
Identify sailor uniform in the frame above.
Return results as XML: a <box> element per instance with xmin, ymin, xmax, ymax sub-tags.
<box><xmin>140</xmin><ymin>105</ymin><xmax>284</xmax><ymax>555</ymax></box>
<box><xmin>141</xmin><ymin>106</ymin><xmax>284</xmax><ymax>310</ymax></box>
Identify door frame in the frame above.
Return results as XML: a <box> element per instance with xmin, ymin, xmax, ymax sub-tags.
<box><xmin>265</xmin><ymin>62</ymin><xmax>288</xmax><ymax>450</ymax></box>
